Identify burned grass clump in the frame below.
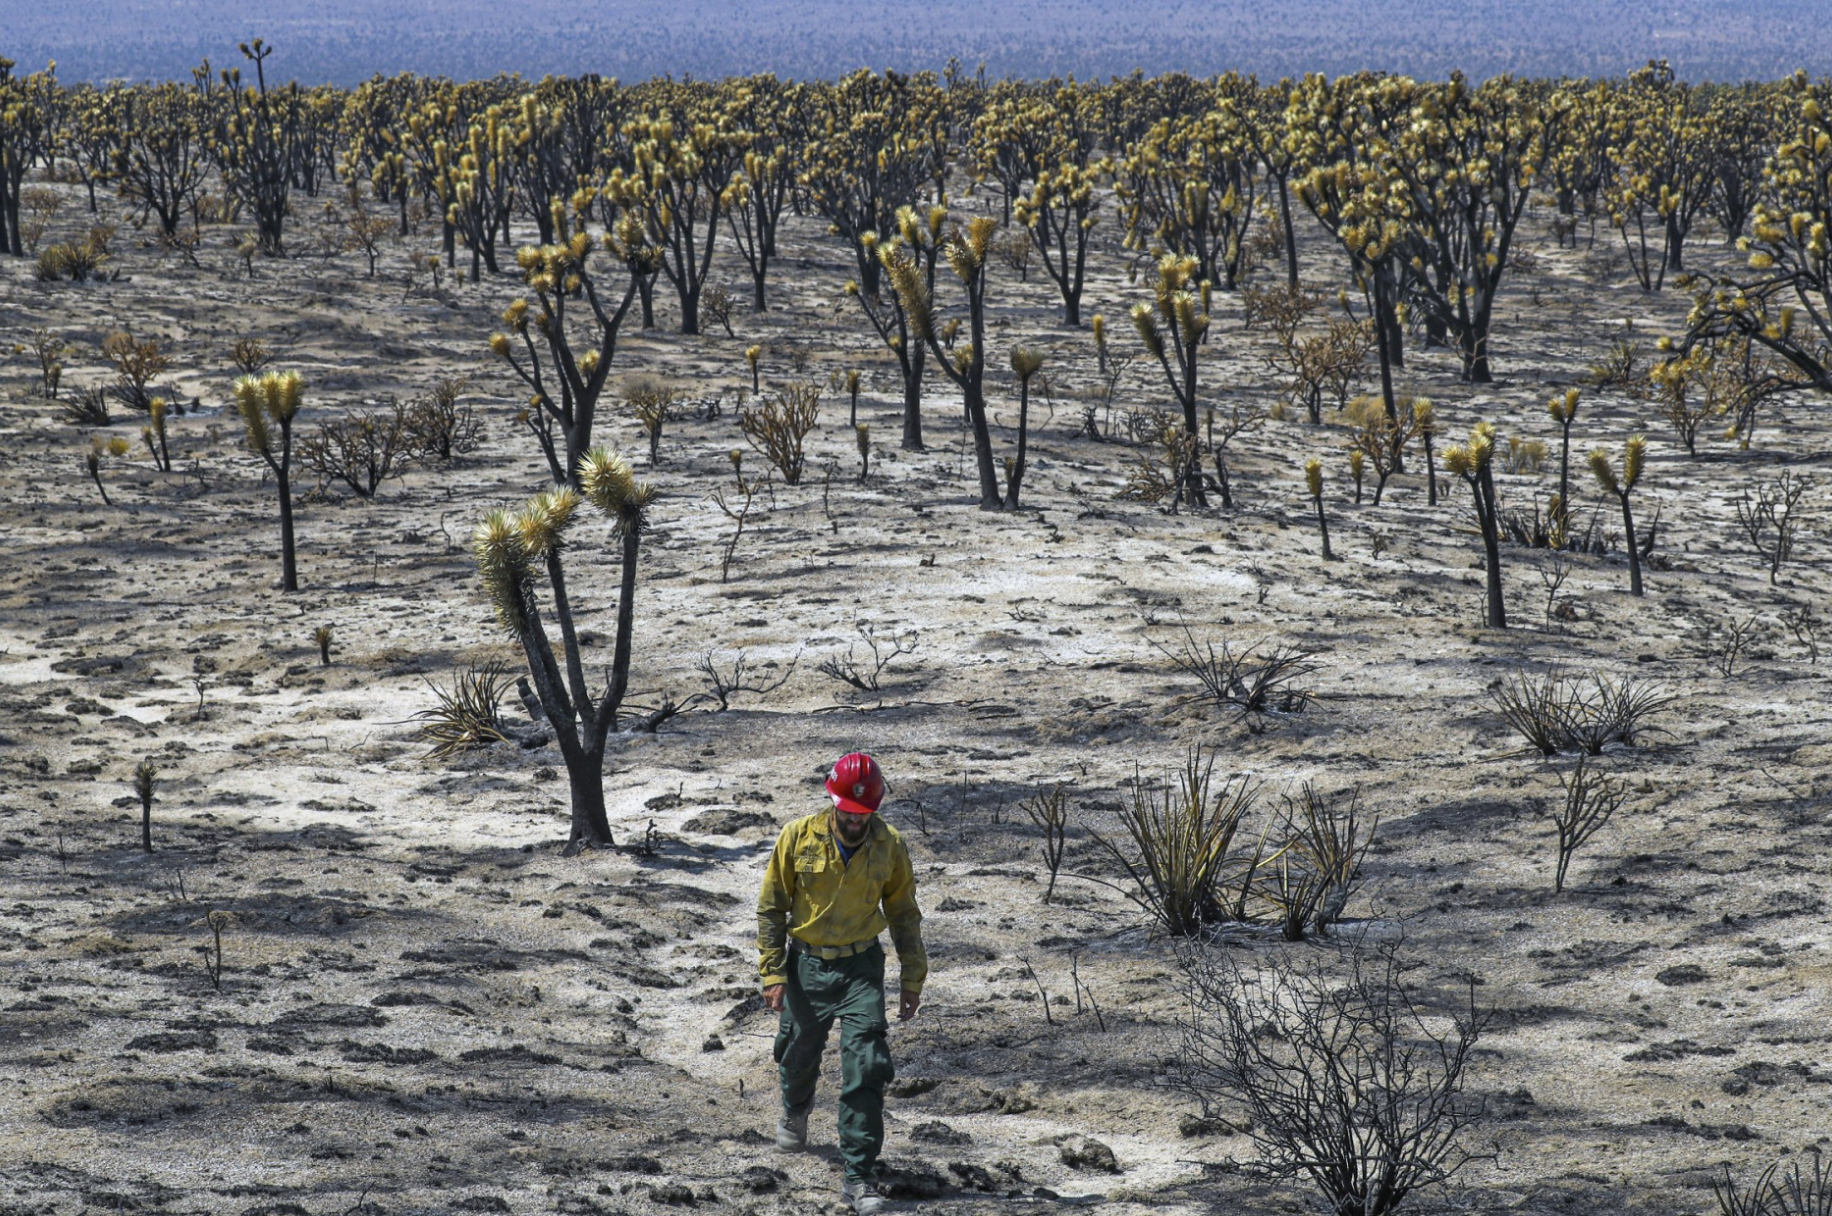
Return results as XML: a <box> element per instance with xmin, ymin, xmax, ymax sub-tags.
<box><xmin>1492</xmin><ymin>669</ymin><xmax>1673</xmax><ymax>756</ymax></box>
<box><xmin>1151</xmin><ymin>627</ymin><xmax>1318</xmax><ymax>733</ymax></box>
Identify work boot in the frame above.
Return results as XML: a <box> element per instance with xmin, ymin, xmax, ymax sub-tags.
<box><xmin>774</xmin><ymin>1100</ymin><xmax>810</xmax><ymax>1151</ymax></box>
<box><xmin>841</xmin><ymin>1178</ymin><xmax>886</xmax><ymax>1215</ymax></box>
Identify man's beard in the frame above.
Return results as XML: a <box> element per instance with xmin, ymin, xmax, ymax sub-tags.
<box><xmin>835</xmin><ymin>817</ymin><xmax>869</xmax><ymax>845</ymax></box>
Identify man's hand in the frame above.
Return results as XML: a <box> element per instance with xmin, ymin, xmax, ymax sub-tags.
<box><xmin>762</xmin><ymin>984</ymin><xmax>785</xmax><ymax>1012</ymax></box>
<box><xmin>898</xmin><ymin>989</ymin><xmax>921</xmax><ymax>1022</ymax></box>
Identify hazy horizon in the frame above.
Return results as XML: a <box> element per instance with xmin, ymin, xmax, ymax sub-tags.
<box><xmin>6</xmin><ymin>0</ymin><xmax>1831</xmax><ymax>87</ymax></box>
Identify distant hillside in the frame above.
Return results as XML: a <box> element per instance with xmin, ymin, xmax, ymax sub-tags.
<box><xmin>6</xmin><ymin>0</ymin><xmax>1829</xmax><ymax>85</ymax></box>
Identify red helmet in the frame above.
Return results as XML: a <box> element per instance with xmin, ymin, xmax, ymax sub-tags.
<box><xmin>826</xmin><ymin>752</ymin><xmax>885</xmax><ymax>815</ymax></box>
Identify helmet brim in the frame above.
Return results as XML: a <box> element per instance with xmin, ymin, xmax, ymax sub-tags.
<box><xmin>826</xmin><ymin>778</ymin><xmax>879</xmax><ymax>816</ymax></box>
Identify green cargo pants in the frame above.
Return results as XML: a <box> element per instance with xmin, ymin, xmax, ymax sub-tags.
<box><xmin>774</xmin><ymin>942</ymin><xmax>894</xmax><ymax>1183</ymax></box>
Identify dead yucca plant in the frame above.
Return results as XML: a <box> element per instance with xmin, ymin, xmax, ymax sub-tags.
<box><xmin>1492</xmin><ymin>670</ymin><xmax>1570</xmax><ymax>755</ymax></box>
<box><xmin>473</xmin><ymin>447</ymin><xmax>659</xmax><ymax>852</ymax></box>
<box><xmin>1557</xmin><ymin>677</ymin><xmax>1657</xmax><ymax>753</ymax></box>
<box><xmin>740</xmin><ymin>380</ymin><xmax>820</xmax><ymax>485</ymax></box>
<box><xmin>235</xmin><ymin>369</ymin><xmax>304</xmax><ymax>592</ymax></box>
<box><xmin>1575</xmin><ymin>675</ymin><xmax>1673</xmax><ymax>753</ymax></box>
<box><xmin>1264</xmin><ymin>784</ymin><xmax>1378</xmax><ymax>940</ymax></box>
<box><xmin>1498</xmin><ymin>496</ymin><xmax>1610</xmax><ymax>555</ymax></box>
<box><xmin>1091</xmin><ymin>749</ymin><xmax>1264</xmax><ymax>936</ymax></box>
<box><xmin>1305</xmin><ymin>458</ymin><xmax>1333</xmax><ymax>560</ymax></box>
<box><xmin>414</xmin><ymin>661</ymin><xmax>515</xmax><ymax>759</ymax></box>
<box><xmin>1492</xmin><ymin>669</ymin><xmax>1673</xmax><ymax>756</ymax></box>
<box><xmin>1152</xmin><ymin>627</ymin><xmax>1318</xmax><ymax>733</ymax></box>
<box><xmin>133</xmin><ymin>758</ymin><xmax>157</xmax><ymax>853</ymax></box>
<box><xmin>60</xmin><ymin>386</ymin><xmax>112</xmax><ymax>427</ymax></box>
<box><xmin>1275</xmin><ymin>318</ymin><xmax>1370</xmax><ymax>425</ymax></box>
<box><xmin>1714</xmin><ymin>1156</ymin><xmax>1832</xmax><ymax>1216</ymax></box>
<box><xmin>1444</xmin><ymin>422</ymin><xmax>1507</xmax><ymax>628</ymax></box>
<box><xmin>19</xmin><ymin>185</ymin><xmax>62</xmax><ymax>254</ymax></box>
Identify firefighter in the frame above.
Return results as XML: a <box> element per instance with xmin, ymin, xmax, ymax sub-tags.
<box><xmin>756</xmin><ymin>752</ymin><xmax>926</xmax><ymax>1215</ymax></box>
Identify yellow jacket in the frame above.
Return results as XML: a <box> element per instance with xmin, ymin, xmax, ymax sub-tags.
<box><xmin>757</xmin><ymin>811</ymin><xmax>927</xmax><ymax>994</ymax></box>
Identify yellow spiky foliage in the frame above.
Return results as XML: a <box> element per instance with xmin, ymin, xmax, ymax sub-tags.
<box><xmin>882</xmin><ymin>244</ymin><xmax>933</xmax><ymax>342</ymax></box>
<box><xmin>579</xmin><ymin>446</ymin><xmax>653</xmax><ymax>530</ymax></box>
<box><xmin>1624</xmin><ymin>434</ymin><xmax>1647</xmax><ymax>488</ymax></box>
<box><xmin>1129</xmin><ymin>301</ymin><xmax>1165</xmax><ymax>359</ymax></box>
<box><xmin>140</xmin><ymin>394</ymin><xmax>174</xmax><ymax>469</ymax></box>
<box><xmin>1303</xmin><ymin>455</ymin><xmax>1333</xmax><ymax>560</ymax></box>
<box><xmin>515</xmin><ymin>487</ymin><xmax>582</xmax><ymax>561</ymax></box>
<box><xmin>1116</xmin><ymin>89</ymin><xmax>1262</xmax><ymax>292</ymax></box>
<box><xmin>1134</xmin><ymin>255</ymin><xmax>1210</xmax><ymax>355</ymax></box>
<box><xmin>1548</xmin><ymin>387</ymin><xmax>1581</xmax><ymax>425</ymax></box>
<box><xmin>1672</xmin><ymin>76</ymin><xmax>1832</xmax><ymax>401</ymax></box>
<box><xmin>1589</xmin><ymin>435</ymin><xmax>1647</xmax><ymax>496</ymax></box>
<box><xmin>945</xmin><ymin>223</ymin><xmax>978</xmax><ymax>284</ymax></box>
<box><xmin>946</xmin><ymin>216</ymin><xmax>999</xmax><ymax>283</ymax></box>
<box><xmin>1010</xmin><ymin>346</ymin><xmax>1044</xmax><ymax>381</ymax></box>
<box><xmin>1173</xmin><ymin>291</ymin><xmax>1207</xmax><ymax>349</ymax></box>
<box><xmin>1587</xmin><ymin>448</ymin><xmax>1617</xmax><ymax>494</ymax></box>
<box><xmin>1288</xmin><ymin>71</ymin><xmax>1553</xmax><ymax>381</ymax></box>
<box><xmin>874</xmin><ymin>194</ymin><xmax>1005</xmax><ymax>508</ymax></box>
<box><xmin>1588</xmin><ymin>434</ymin><xmax>1652</xmax><ymax>595</ymax></box>
<box><xmin>1440</xmin><ymin>419</ymin><xmax>1509</xmax><ymax>622</ymax></box>
<box><xmin>473</xmin><ymin>508</ymin><xmax>532</xmax><ymax>634</ymax></box>
<box><xmin>234</xmin><ymin>370</ymin><xmax>304</xmax><ymax>459</ymax></box>
<box><xmin>1442</xmin><ymin>421</ymin><xmax>1496</xmax><ymax>479</ymax></box>
<box><xmin>1128</xmin><ymin>251</ymin><xmax>1214</xmax><ymax>505</ymax></box>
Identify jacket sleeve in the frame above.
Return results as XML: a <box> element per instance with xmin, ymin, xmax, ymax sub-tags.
<box><xmin>756</xmin><ymin>825</ymin><xmax>796</xmax><ymax>989</ymax></box>
<box><xmin>882</xmin><ymin>836</ymin><xmax>927</xmax><ymax>994</ymax></box>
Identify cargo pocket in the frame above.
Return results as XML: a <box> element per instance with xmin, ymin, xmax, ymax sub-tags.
<box><xmin>857</xmin><ymin>1023</ymin><xmax>894</xmax><ymax>1090</ymax></box>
